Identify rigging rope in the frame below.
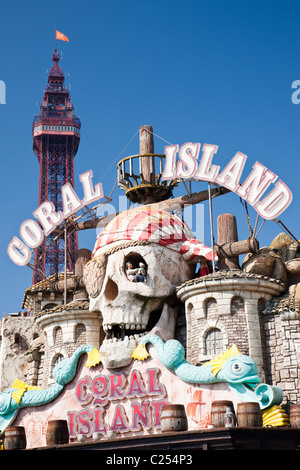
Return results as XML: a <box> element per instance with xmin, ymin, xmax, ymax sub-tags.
<box><xmin>98</xmin><ymin>128</ymin><xmax>140</xmax><ymax>182</ymax></box>
<box><xmin>239</xmin><ymin>197</ymin><xmax>253</xmax><ymax>238</ymax></box>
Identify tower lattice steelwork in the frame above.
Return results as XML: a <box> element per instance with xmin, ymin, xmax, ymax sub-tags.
<box><xmin>32</xmin><ymin>49</ymin><xmax>81</xmax><ymax>284</ymax></box>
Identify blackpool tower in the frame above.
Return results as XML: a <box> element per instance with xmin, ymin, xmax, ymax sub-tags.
<box><xmin>32</xmin><ymin>49</ymin><xmax>81</xmax><ymax>284</ymax></box>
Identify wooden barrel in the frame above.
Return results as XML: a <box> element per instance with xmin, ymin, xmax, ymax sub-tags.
<box><xmin>211</xmin><ymin>401</ymin><xmax>235</xmax><ymax>428</ymax></box>
<box><xmin>161</xmin><ymin>404</ymin><xmax>188</xmax><ymax>433</ymax></box>
<box><xmin>46</xmin><ymin>420</ymin><xmax>69</xmax><ymax>446</ymax></box>
<box><xmin>4</xmin><ymin>426</ymin><xmax>26</xmax><ymax>450</ymax></box>
<box><xmin>237</xmin><ymin>402</ymin><xmax>263</xmax><ymax>427</ymax></box>
<box><xmin>290</xmin><ymin>404</ymin><xmax>300</xmax><ymax>428</ymax></box>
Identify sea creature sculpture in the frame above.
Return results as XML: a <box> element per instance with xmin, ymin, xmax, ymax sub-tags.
<box><xmin>132</xmin><ymin>334</ymin><xmax>285</xmax><ymax>415</ymax></box>
<box><xmin>0</xmin><ymin>345</ymin><xmax>101</xmax><ymax>433</ymax></box>
<box><xmin>132</xmin><ymin>334</ymin><xmax>260</xmax><ymax>386</ymax></box>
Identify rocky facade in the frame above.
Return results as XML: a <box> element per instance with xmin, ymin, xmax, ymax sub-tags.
<box><xmin>2</xmin><ymin>232</ymin><xmax>300</xmax><ymax>409</ymax></box>
<box><xmin>0</xmin><ymin>315</ymin><xmax>43</xmax><ymax>390</ymax></box>
<box><xmin>262</xmin><ymin>288</ymin><xmax>300</xmax><ymax>405</ymax></box>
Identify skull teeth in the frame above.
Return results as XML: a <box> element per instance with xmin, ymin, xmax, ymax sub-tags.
<box><xmin>103</xmin><ymin>323</ymin><xmax>148</xmax><ymax>341</ymax></box>
<box><xmin>103</xmin><ymin>323</ymin><xmax>145</xmax><ymax>332</ymax></box>
<box><xmin>103</xmin><ymin>331</ymin><xmax>148</xmax><ymax>343</ymax></box>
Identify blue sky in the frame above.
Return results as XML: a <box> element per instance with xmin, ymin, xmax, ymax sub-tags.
<box><xmin>1</xmin><ymin>0</ymin><xmax>300</xmax><ymax>315</ymax></box>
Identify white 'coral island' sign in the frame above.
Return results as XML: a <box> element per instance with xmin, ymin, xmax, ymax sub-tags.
<box><xmin>7</xmin><ymin>142</ymin><xmax>293</xmax><ymax>267</ymax></box>
<box><xmin>162</xmin><ymin>142</ymin><xmax>292</xmax><ymax>220</ymax></box>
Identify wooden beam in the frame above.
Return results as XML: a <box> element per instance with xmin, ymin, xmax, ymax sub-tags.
<box><xmin>216</xmin><ymin>213</ymin><xmax>259</xmax><ymax>269</ymax></box>
<box><xmin>218</xmin><ymin>238</ymin><xmax>259</xmax><ymax>259</ymax></box>
<box><xmin>140</xmin><ymin>125</ymin><xmax>155</xmax><ymax>187</ymax></box>
<box><xmin>217</xmin><ymin>213</ymin><xmax>240</xmax><ymax>270</ymax></box>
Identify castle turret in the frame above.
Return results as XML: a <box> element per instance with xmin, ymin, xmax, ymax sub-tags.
<box><xmin>177</xmin><ymin>271</ymin><xmax>286</xmax><ymax>381</ymax></box>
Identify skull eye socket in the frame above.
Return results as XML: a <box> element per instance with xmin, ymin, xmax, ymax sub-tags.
<box><xmin>124</xmin><ymin>252</ymin><xmax>147</xmax><ymax>283</ymax></box>
<box><xmin>104</xmin><ymin>278</ymin><xmax>119</xmax><ymax>301</ymax></box>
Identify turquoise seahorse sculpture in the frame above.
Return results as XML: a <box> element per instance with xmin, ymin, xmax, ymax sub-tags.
<box><xmin>0</xmin><ymin>344</ymin><xmax>101</xmax><ymax>433</ymax></box>
<box><xmin>132</xmin><ymin>334</ymin><xmax>283</xmax><ymax>410</ymax></box>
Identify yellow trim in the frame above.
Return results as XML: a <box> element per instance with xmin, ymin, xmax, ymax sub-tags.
<box><xmin>12</xmin><ymin>378</ymin><xmax>42</xmax><ymax>391</ymax></box>
<box><xmin>84</xmin><ymin>348</ymin><xmax>102</xmax><ymax>368</ymax></box>
<box><xmin>202</xmin><ymin>344</ymin><xmax>242</xmax><ymax>377</ymax></box>
<box><xmin>12</xmin><ymin>378</ymin><xmax>27</xmax><ymax>390</ymax></box>
<box><xmin>11</xmin><ymin>378</ymin><xmax>43</xmax><ymax>404</ymax></box>
<box><xmin>131</xmin><ymin>343</ymin><xmax>150</xmax><ymax>361</ymax></box>
<box><xmin>262</xmin><ymin>405</ymin><xmax>289</xmax><ymax>427</ymax></box>
<box><xmin>11</xmin><ymin>389</ymin><xmax>27</xmax><ymax>405</ymax></box>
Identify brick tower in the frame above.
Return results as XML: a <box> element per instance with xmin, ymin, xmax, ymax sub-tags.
<box><xmin>32</xmin><ymin>49</ymin><xmax>81</xmax><ymax>284</ymax></box>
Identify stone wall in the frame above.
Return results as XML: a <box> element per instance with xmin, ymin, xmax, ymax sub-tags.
<box><xmin>177</xmin><ymin>272</ymin><xmax>286</xmax><ymax>381</ymax></box>
<box><xmin>35</xmin><ymin>302</ymin><xmax>102</xmax><ymax>386</ymax></box>
<box><xmin>0</xmin><ymin>315</ymin><xmax>43</xmax><ymax>391</ymax></box>
<box><xmin>184</xmin><ymin>290</ymin><xmax>252</xmax><ymax>365</ymax></box>
<box><xmin>263</xmin><ymin>311</ymin><xmax>300</xmax><ymax>406</ymax></box>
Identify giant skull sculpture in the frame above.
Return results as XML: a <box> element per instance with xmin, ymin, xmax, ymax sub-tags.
<box><xmin>83</xmin><ymin>207</ymin><xmax>214</xmax><ymax>369</ymax></box>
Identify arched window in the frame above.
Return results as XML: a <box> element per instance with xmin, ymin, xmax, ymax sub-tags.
<box><xmin>205</xmin><ymin>328</ymin><xmax>223</xmax><ymax>356</ymax></box>
<box><xmin>42</xmin><ymin>303</ymin><xmax>57</xmax><ymax>311</ymax></box>
<box><xmin>204</xmin><ymin>298</ymin><xmax>218</xmax><ymax>317</ymax></box>
<box><xmin>231</xmin><ymin>296</ymin><xmax>244</xmax><ymax>315</ymax></box>
<box><xmin>53</xmin><ymin>326</ymin><xmax>63</xmax><ymax>345</ymax></box>
<box><xmin>52</xmin><ymin>354</ymin><xmax>64</xmax><ymax>377</ymax></box>
<box><xmin>258</xmin><ymin>298</ymin><xmax>265</xmax><ymax>314</ymax></box>
<box><xmin>75</xmin><ymin>323</ymin><xmax>87</xmax><ymax>345</ymax></box>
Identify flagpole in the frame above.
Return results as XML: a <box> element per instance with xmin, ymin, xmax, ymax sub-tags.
<box><xmin>54</xmin><ymin>27</ymin><xmax>56</xmax><ymax>50</ymax></box>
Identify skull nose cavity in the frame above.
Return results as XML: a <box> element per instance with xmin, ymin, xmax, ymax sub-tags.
<box><xmin>104</xmin><ymin>278</ymin><xmax>118</xmax><ymax>301</ymax></box>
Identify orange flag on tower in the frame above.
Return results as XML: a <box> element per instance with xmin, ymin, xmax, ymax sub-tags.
<box><xmin>55</xmin><ymin>30</ymin><xmax>69</xmax><ymax>42</ymax></box>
